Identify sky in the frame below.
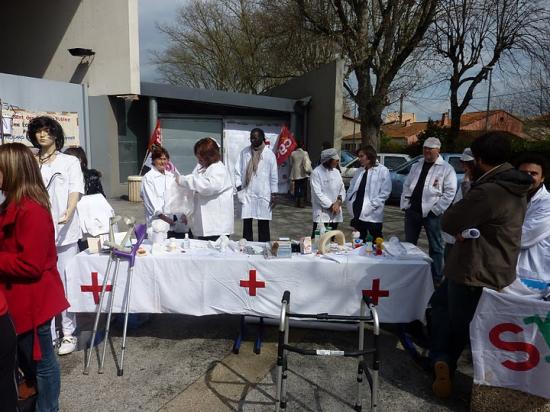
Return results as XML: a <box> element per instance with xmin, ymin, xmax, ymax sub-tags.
<box><xmin>138</xmin><ymin>0</ymin><xmax>186</xmax><ymax>83</ymax></box>
<box><xmin>138</xmin><ymin>1</ymin><xmax>513</xmax><ymax>122</ymax></box>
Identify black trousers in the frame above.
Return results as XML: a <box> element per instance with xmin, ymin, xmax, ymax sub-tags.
<box><xmin>0</xmin><ymin>312</ymin><xmax>18</xmax><ymax>412</ymax></box>
<box><xmin>293</xmin><ymin>178</ymin><xmax>308</xmax><ymax>199</ymax></box>
<box><xmin>243</xmin><ymin>219</ymin><xmax>270</xmax><ymax>242</ymax></box>
<box><xmin>429</xmin><ymin>278</ymin><xmax>483</xmax><ymax>372</ymax></box>
<box><xmin>351</xmin><ymin>219</ymin><xmax>383</xmax><ymax>241</ymax></box>
<box><xmin>311</xmin><ymin>222</ymin><xmax>339</xmax><ymax>239</ymax></box>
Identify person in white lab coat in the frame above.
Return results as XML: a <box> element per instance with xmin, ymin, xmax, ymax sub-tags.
<box><xmin>27</xmin><ymin>116</ymin><xmax>84</xmax><ymax>355</ymax></box>
<box><xmin>310</xmin><ymin>148</ymin><xmax>346</xmax><ymax>237</ymax></box>
<box><xmin>345</xmin><ymin>146</ymin><xmax>391</xmax><ymax>240</ymax></box>
<box><xmin>235</xmin><ymin>128</ymin><xmax>278</xmax><ymax>242</ymax></box>
<box><xmin>177</xmin><ymin>137</ymin><xmax>234</xmax><ymax>240</ymax></box>
<box><xmin>516</xmin><ymin>153</ymin><xmax>550</xmax><ymax>284</ymax></box>
<box><xmin>401</xmin><ymin>137</ymin><xmax>457</xmax><ymax>284</ymax></box>
<box><xmin>141</xmin><ymin>146</ymin><xmax>188</xmax><ymax>237</ymax></box>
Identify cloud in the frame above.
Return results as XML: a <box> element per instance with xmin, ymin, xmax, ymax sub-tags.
<box><xmin>138</xmin><ymin>0</ymin><xmax>187</xmax><ymax>82</ymax></box>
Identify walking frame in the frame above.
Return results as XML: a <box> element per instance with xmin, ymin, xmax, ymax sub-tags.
<box><xmin>275</xmin><ymin>291</ymin><xmax>380</xmax><ymax>411</ymax></box>
<box><xmin>83</xmin><ymin>216</ymin><xmax>147</xmax><ymax>376</ymax></box>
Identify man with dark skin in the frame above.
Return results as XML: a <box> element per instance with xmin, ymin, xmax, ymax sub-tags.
<box><xmin>235</xmin><ymin>128</ymin><xmax>278</xmax><ymax>242</ymax></box>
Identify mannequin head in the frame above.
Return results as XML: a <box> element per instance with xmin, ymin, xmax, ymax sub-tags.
<box><xmin>27</xmin><ymin>116</ymin><xmax>65</xmax><ymax>152</ymax></box>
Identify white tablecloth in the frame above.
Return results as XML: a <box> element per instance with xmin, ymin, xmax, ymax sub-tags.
<box><xmin>65</xmin><ymin>242</ymin><xmax>434</xmax><ymax>323</ymax></box>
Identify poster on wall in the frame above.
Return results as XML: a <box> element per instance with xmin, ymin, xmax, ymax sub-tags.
<box><xmin>1</xmin><ymin>105</ymin><xmax>80</xmax><ymax>147</ymax></box>
<box><xmin>223</xmin><ymin>121</ymin><xmax>291</xmax><ymax>194</ymax></box>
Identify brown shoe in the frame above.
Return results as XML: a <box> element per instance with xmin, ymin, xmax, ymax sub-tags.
<box><xmin>432</xmin><ymin>361</ymin><xmax>452</xmax><ymax>398</ymax></box>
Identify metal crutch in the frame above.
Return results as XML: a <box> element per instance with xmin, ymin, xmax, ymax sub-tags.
<box><xmin>109</xmin><ymin>223</ymin><xmax>147</xmax><ymax>376</ymax></box>
<box><xmin>83</xmin><ymin>254</ymin><xmax>113</xmax><ymax>375</ymax></box>
<box><xmin>83</xmin><ymin>216</ymin><xmax>131</xmax><ymax>375</ymax></box>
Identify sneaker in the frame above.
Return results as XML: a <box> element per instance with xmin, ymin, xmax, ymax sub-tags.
<box><xmin>58</xmin><ymin>336</ymin><xmax>77</xmax><ymax>355</ymax></box>
<box><xmin>432</xmin><ymin>360</ymin><xmax>452</xmax><ymax>398</ymax></box>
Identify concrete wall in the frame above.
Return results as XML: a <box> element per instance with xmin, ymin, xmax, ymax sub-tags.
<box><xmin>0</xmin><ymin>0</ymin><xmax>140</xmax><ymax>96</ymax></box>
<box><xmin>0</xmin><ymin>72</ymin><xmax>88</xmax><ymax>152</ymax></box>
<box><xmin>266</xmin><ymin>60</ymin><xmax>345</xmax><ymax>163</ymax></box>
<box><xmin>88</xmin><ymin>96</ymin><xmax>120</xmax><ymax>198</ymax></box>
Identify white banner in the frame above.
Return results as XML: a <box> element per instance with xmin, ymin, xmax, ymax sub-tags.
<box><xmin>1</xmin><ymin>106</ymin><xmax>80</xmax><ymax>147</ymax></box>
<box><xmin>471</xmin><ymin>288</ymin><xmax>550</xmax><ymax>399</ymax></box>
<box><xmin>65</xmin><ymin>243</ymin><xmax>434</xmax><ymax>323</ymax></box>
<box><xmin>223</xmin><ymin>121</ymin><xmax>290</xmax><ymax>193</ymax></box>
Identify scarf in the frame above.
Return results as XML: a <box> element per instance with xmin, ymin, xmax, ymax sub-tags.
<box><xmin>244</xmin><ymin>142</ymin><xmax>265</xmax><ymax>187</ymax></box>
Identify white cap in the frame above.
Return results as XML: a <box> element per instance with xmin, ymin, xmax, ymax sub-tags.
<box><xmin>423</xmin><ymin>137</ymin><xmax>441</xmax><ymax>149</ymax></box>
<box><xmin>460</xmin><ymin>148</ymin><xmax>474</xmax><ymax>162</ymax></box>
<box><xmin>320</xmin><ymin>148</ymin><xmax>339</xmax><ymax>163</ymax></box>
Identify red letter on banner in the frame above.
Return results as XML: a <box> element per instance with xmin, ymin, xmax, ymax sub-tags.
<box><xmin>489</xmin><ymin>323</ymin><xmax>540</xmax><ymax>371</ymax></box>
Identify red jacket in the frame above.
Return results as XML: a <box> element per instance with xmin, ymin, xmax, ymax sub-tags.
<box><xmin>0</xmin><ymin>197</ymin><xmax>69</xmax><ymax>359</ymax></box>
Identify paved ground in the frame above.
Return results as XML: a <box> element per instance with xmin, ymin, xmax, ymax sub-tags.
<box><xmin>57</xmin><ymin>196</ymin><xmax>472</xmax><ymax>411</ymax></box>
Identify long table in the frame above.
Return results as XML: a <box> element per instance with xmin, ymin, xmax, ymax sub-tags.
<box><xmin>65</xmin><ymin>241</ymin><xmax>434</xmax><ymax>323</ymax></box>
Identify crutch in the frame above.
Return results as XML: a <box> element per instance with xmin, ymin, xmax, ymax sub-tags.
<box><xmin>114</xmin><ymin>223</ymin><xmax>147</xmax><ymax>376</ymax></box>
<box><xmin>83</xmin><ymin>217</ymin><xmax>137</xmax><ymax>375</ymax></box>
<box><xmin>98</xmin><ymin>224</ymin><xmax>147</xmax><ymax>375</ymax></box>
<box><xmin>84</xmin><ymin>216</ymin><xmax>132</xmax><ymax>375</ymax></box>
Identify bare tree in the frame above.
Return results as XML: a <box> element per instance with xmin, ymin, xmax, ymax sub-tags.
<box><xmin>154</xmin><ymin>0</ymin><xmax>338</xmax><ymax>94</ymax></box>
<box><xmin>430</xmin><ymin>0</ymin><xmax>550</xmax><ymax>140</ymax></box>
<box><xmin>293</xmin><ymin>0</ymin><xmax>438</xmax><ymax>148</ymax></box>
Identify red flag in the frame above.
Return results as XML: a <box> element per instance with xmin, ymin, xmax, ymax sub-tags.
<box><xmin>275</xmin><ymin>125</ymin><xmax>297</xmax><ymax>165</ymax></box>
<box><xmin>148</xmin><ymin>119</ymin><xmax>162</xmax><ymax>150</ymax></box>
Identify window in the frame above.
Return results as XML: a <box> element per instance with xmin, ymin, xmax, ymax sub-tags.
<box><xmin>384</xmin><ymin>156</ymin><xmax>408</xmax><ymax>170</ymax></box>
<box><xmin>447</xmin><ymin>156</ymin><xmax>464</xmax><ymax>173</ymax></box>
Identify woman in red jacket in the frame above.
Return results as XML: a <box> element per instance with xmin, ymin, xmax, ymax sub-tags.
<box><xmin>0</xmin><ymin>291</ymin><xmax>17</xmax><ymax>411</ymax></box>
<box><xmin>0</xmin><ymin>143</ymin><xmax>69</xmax><ymax>412</ymax></box>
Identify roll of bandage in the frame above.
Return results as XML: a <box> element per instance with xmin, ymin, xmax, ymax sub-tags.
<box><xmin>318</xmin><ymin>230</ymin><xmax>346</xmax><ymax>254</ymax></box>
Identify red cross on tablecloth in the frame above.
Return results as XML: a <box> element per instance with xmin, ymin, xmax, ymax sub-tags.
<box><xmin>362</xmin><ymin>278</ymin><xmax>389</xmax><ymax>305</ymax></box>
<box><xmin>81</xmin><ymin>272</ymin><xmax>112</xmax><ymax>304</ymax></box>
<box><xmin>239</xmin><ymin>269</ymin><xmax>266</xmax><ymax>296</ymax></box>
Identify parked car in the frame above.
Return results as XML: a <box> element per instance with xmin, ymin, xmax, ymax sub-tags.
<box><xmin>387</xmin><ymin>153</ymin><xmax>464</xmax><ymax>203</ymax></box>
<box><xmin>340</xmin><ymin>149</ymin><xmax>357</xmax><ymax>165</ymax></box>
<box><xmin>340</xmin><ymin>153</ymin><xmax>411</xmax><ymax>187</ymax></box>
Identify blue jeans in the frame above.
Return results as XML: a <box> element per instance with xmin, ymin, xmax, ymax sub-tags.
<box><xmin>18</xmin><ymin>319</ymin><xmax>61</xmax><ymax>412</ymax></box>
<box><xmin>404</xmin><ymin>209</ymin><xmax>444</xmax><ymax>283</ymax></box>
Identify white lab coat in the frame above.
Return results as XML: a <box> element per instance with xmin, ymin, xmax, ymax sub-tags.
<box><xmin>345</xmin><ymin>163</ymin><xmax>392</xmax><ymax>223</ymax></box>
<box><xmin>400</xmin><ymin>155</ymin><xmax>457</xmax><ymax>217</ymax></box>
<box><xmin>235</xmin><ymin>146</ymin><xmax>278</xmax><ymax>220</ymax></box>
<box><xmin>178</xmin><ymin>161</ymin><xmax>234</xmax><ymax>237</ymax></box>
<box><xmin>40</xmin><ymin>152</ymin><xmax>84</xmax><ymax>246</ymax></box>
<box><xmin>140</xmin><ymin>167</ymin><xmax>177</xmax><ymax>226</ymax></box>
<box><xmin>517</xmin><ymin>185</ymin><xmax>550</xmax><ymax>282</ymax></box>
<box><xmin>310</xmin><ymin>165</ymin><xmax>346</xmax><ymax>223</ymax></box>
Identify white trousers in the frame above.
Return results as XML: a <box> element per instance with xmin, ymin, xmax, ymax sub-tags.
<box><xmin>51</xmin><ymin>243</ymin><xmax>79</xmax><ymax>341</ymax></box>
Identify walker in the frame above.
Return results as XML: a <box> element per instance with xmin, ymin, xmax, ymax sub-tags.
<box><xmin>275</xmin><ymin>291</ymin><xmax>380</xmax><ymax>411</ymax></box>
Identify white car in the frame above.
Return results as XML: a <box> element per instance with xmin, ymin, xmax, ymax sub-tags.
<box><xmin>340</xmin><ymin>153</ymin><xmax>411</xmax><ymax>187</ymax></box>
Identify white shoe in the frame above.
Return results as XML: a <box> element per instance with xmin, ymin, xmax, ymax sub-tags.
<box><xmin>58</xmin><ymin>336</ymin><xmax>77</xmax><ymax>355</ymax></box>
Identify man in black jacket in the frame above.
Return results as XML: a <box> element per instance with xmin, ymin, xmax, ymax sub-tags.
<box><xmin>429</xmin><ymin>132</ymin><xmax>533</xmax><ymax>398</ymax></box>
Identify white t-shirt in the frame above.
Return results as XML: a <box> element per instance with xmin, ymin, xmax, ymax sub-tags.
<box><xmin>40</xmin><ymin>152</ymin><xmax>85</xmax><ymax>246</ymax></box>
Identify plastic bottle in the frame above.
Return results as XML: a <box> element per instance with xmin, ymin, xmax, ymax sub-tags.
<box><xmin>352</xmin><ymin>231</ymin><xmax>362</xmax><ymax>248</ymax></box>
<box><xmin>183</xmin><ymin>233</ymin><xmax>191</xmax><ymax>250</ymax></box>
<box><xmin>365</xmin><ymin>234</ymin><xmax>373</xmax><ymax>255</ymax></box>
<box><xmin>313</xmin><ymin>229</ymin><xmax>321</xmax><ymax>253</ymax></box>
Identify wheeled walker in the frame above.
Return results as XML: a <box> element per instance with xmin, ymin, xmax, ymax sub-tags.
<box><xmin>275</xmin><ymin>291</ymin><xmax>380</xmax><ymax>411</ymax></box>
